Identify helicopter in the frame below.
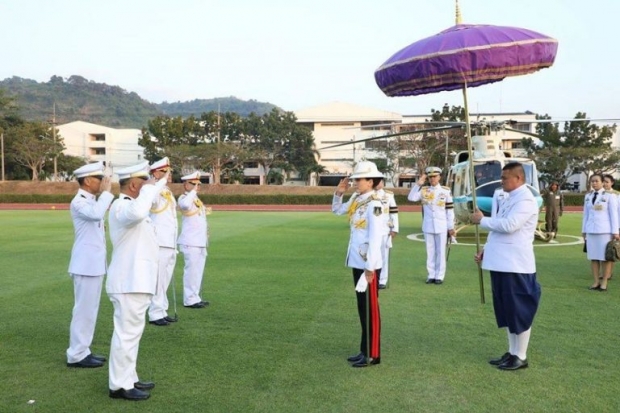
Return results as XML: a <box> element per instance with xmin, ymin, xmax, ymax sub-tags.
<box><xmin>319</xmin><ymin>116</ymin><xmax>619</xmax><ymax>242</ymax></box>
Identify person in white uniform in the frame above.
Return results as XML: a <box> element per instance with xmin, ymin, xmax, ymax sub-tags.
<box><xmin>375</xmin><ymin>180</ymin><xmax>399</xmax><ymax>289</ymax></box>
<box><xmin>177</xmin><ymin>172</ymin><xmax>210</xmax><ymax>308</ymax></box>
<box><xmin>582</xmin><ymin>173</ymin><xmax>619</xmax><ymax>291</ymax></box>
<box><xmin>107</xmin><ymin>162</ymin><xmax>168</xmax><ymax>401</ymax></box>
<box><xmin>147</xmin><ymin>157</ymin><xmax>179</xmax><ymax>326</ymax></box>
<box><xmin>66</xmin><ymin>161</ymin><xmax>113</xmax><ymax>368</ymax></box>
<box><xmin>407</xmin><ymin>167</ymin><xmax>455</xmax><ymax>284</ymax></box>
<box><xmin>332</xmin><ymin>161</ymin><xmax>387</xmax><ymax>368</ymax></box>
<box><xmin>471</xmin><ymin>162</ymin><xmax>541</xmax><ymax>371</ymax></box>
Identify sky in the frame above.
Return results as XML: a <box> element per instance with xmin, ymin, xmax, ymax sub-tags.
<box><xmin>1</xmin><ymin>0</ymin><xmax>619</xmax><ymax>120</ymax></box>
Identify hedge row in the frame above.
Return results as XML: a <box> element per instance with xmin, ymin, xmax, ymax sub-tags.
<box><xmin>0</xmin><ymin>193</ymin><xmax>588</xmax><ymax>206</ymax></box>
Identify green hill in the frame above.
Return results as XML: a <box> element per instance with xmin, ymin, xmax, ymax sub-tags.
<box><xmin>0</xmin><ymin>75</ymin><xmax>281</xmax><ymax>129</ymax></box>
<box><xmin>158</xmin><ymin>97</ymin><xmax>279</xmax><ymax>118</ymax></box>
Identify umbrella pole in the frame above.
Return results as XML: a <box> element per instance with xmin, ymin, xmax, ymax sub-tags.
<box><xmin>462</xmin><ymin>82</ymin><xmax>485</xmax><ymax>304</ymax></box>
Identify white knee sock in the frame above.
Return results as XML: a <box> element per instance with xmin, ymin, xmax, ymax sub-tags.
<box><xmin>515</xmin><ymin>328</ymin><xmax>531</xmax><ymax>360</ymax></box>
<box><xmin>507</xmin><ymin>329</ymin><xmax>517</xmax><ymax>355</ymax></box>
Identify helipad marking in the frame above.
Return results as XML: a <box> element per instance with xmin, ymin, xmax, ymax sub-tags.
<box><xmin>406</xmin><ymin>233</ymin><xmax>583</xmax><ymax>247</ymax></box>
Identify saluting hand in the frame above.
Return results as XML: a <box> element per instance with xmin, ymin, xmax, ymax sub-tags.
<box><xmin>336</xmin><ymin>177</ymin><xmax>350</xmax><ymax>196</ymax></box>
<box><xmin>417</xmin><ymin>174</ymin><xmax>427</xmax><ymax>186</ymax></box>
<box><xmin>100</xmin><ymin>176</ymin><xmax>112</xmax><ymax>193</ymax></box>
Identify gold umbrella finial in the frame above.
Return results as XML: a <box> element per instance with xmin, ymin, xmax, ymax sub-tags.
<box><xmin>456</xmin><ymin>0</ymin><xmax>463</xmax><ymax>24</ymax></box>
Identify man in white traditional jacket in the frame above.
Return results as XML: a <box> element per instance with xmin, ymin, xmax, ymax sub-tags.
<box><xmin>147</xmin><ymin>157</ymin><xmax>179</xmax><ymax>326</ymax></box>
<box><xmin>177</xmin><ymin>172</ymin><xmax>210</xmax><ymax>308</ymax></box>
<box><xmin>408</xmin><ymin>167</ymin><xmax>455</xmax><ymax>284</ymax></box>
<box><xmin>66</xmin><ymin>161</ymin><xmax>113</xmax><ymax>368</ymax></box>
<box><xmin>375</xmin><ymin>180</ymin><xmax>399</xmax><ymax>289</ymax></box>
<box><xmin>471</xmin><ymin>162</ymin><xmax>541</xmax><ymax>371</ymax></box>
<box><xmin>106</xmin><ymin>162</ymin><xmax>168</xmax><ymax>401</ymax></box>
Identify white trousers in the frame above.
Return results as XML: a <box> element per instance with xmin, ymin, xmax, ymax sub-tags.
<box><xmin>179</xmin><ymin>245</ymin><xmax>207</xmax><ymax>306</ymax></box>
<box><xmin>379</xmin><ymin>236</ymin><xmax>391</xmax><ymax>284</ymax></box>
<box><xmin>148</xmin><ymin>247</ymin><xmax>177</xmax><ymax>321</ymax></box>
<box><xmin>424</xmin><ymin>232</ymin><xmax>447</xmax><ymax>281</ymax></box>
<box><xmin>108</xmin><ymin>292</ymin><xmax>151</xmax><ymax>391</ymax></box>
<box><xmin>67</xmin><ymin>274</ymin><xmax>104</xmax><ymax>363</ymax></box>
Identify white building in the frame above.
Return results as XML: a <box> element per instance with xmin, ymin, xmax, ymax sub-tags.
<box><xmin>57</xmin><ymin>121</ymin><xmax>145</xmax><ymax>171</ymax></box>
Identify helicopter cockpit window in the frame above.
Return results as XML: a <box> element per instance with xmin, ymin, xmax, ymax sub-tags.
<box><xmin>474</xmin><ymin>162</ymin><xmax>501</xmax><ymax>185</ymax></box>
<box><xmin>506</xmin><ymin>161</ymin><xmax>535</xmax><ymax>186</ymax></box>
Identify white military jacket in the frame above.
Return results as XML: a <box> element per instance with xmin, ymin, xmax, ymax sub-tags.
<box><xmin>408</xmin><ymin>183</ymin><xmax>454</xmax><ymax>234</ymax></box>
<box><xmin>332</xmin><ymin>191</ymin><xmax>386</xmax><ymax>271</ymax></box>
<box><xmin>480</xmin><ymin>184</ymin><xmax>538</xmax><ymax>274</ymax></box>
<box><xmin>177</xmin><ymin>190</ymin><xmax>208</xmax><ymax>248</ymax></box>
<box><xmin>376</xmin><ymin>188</ymin><xmax>399</xmax><ymax>236</ymax></box>
<box><xmin>150</xmin><ymin>186</ymin><xmax>178</xmax><ymax>248</ymax></box>
<box><xmin>582</xmin><ymin>190</ymin><xmax>619</xmax><ymax>235</ymax></box>
<box><xmin>68</xmin><ymin>188</ymin><xmax>114</xmax><ymax>276</ymax></box>
<box><xmin>106</xmin><ymin>179</ymin><xmax>166</xmax><ymax>294</ymax></box>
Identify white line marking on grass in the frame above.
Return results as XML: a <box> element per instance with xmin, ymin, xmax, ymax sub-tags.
<box><xmin>406</xmin><ymin>233</ymin><xmax>584</xmax><ymax>247</ymax></box>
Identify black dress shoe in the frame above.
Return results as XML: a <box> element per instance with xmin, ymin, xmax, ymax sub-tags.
<box><xmin>352</xmin><ymin>357</ymin><xmax>381</xmax><ymax>368</ymax></box>
<box><xmin>589</xmin><ymin>285</ymin><xmax>601</xmax><ymax>291</ymax></box>
<box><xmin>90</xmin><ymin>353</ymin><xmax>107</xmax><ymax>362</ymax></box>
<box><xmin>378</xmin><ymin>284</ymin><xmax>386</xmax><ymax>289</ymax></box>
<box><xmin>200</xmin><ymin>300</ymin><xmax>210</xmax><ymax>307</ymax></box>
<box><xmin>347</xmin><ymin>352</ymin><xmax>364</xmax><ymax>362</ymax></box>
<box><xmin>489</xmin><ymin>352</ymin><xmax>511</xmax><ymax>366</ymax></box>
<box><xmin>425</xmin><ymin>279</ymin><xmax>435</xmax><ymax>284</ymax></box>
<box><xmin>163</xmin><ymin>316</ymin><xmax>178</xmax><ymax>323</ymax></box>
<box><xmin>498</xmin><ymin>355</ymin><xmax>528</xmax><ymax>370</ymax></box>
<box><xmin>149</xmin><ymin>318</ymin><xmax>169</xmax><ymax>326</ymax></box>
<box><xmin>109</xmin><ymin>388</ymin><xmax>150</xmax><ymax>400</ymax></box>
<box><xmin>134</xmin><ymin>381</ymin><xmax>155</xmax><ymax>390</ymax></box>
<box><xmin>67</xmin><ymin>354</ymin><xmax>104</xmax><ymax>368</ymax></box>
<box><xmin>435</xmin><ymin>280</ymin><xmax>443</xmax><ymax>285</ymax></box>
<box><xmin>184</xmin><ymin>302</ymin><xmax>206</xmax><ymax>308</ymax></box>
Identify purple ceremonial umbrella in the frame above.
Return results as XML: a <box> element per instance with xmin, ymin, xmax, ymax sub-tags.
<box><xmin>374</xmin><ymin>8</ymin><xmax>558</xmax><ymax>303</ymax></box>
<box><xmin>375</xmin><ymin>24</ymin><xmax>558</xmax><ymax>97</ymax></box>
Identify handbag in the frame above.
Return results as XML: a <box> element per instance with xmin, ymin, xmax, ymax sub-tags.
<box><xmin>604</xmin><ymin>240</ymin><xmax>620</xmax><ymax>261</ymax></box>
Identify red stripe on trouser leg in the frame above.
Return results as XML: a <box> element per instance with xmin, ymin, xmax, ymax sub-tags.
<box><xmin>368</xmin><ymin>271</ymin><xmax>381</xmax><ymax>359</ymax></box>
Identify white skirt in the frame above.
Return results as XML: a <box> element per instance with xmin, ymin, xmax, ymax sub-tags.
<box><xmin>586</xmin><ymin>233</ymin><xmax>613</xmax><ymax>261</ymax></box>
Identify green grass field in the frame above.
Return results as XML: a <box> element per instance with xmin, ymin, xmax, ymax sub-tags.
<box><xmin>1</xmin><ymin>210</ymin><xmax>619</xmax><ymax>412</ymax></box>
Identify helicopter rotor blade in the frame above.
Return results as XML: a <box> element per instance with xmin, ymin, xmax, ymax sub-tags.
<box><xmin>502</xmin><ymin>127</ymin><xmax>543</xmax><ymax>139</ymax></box>
<box><xmin>319</xmin><ymin>125</ymin><xmax>462</xmax><ymax>150</ymax></box>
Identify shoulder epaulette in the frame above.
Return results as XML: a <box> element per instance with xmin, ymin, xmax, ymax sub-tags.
<box><xmin>384</xmin><ymin>190</ymin><xmax>394</xmax><ymax>195</ymax></box>
<box><xmin>441</xmin><ymin>185</ymin><xmax>450</xmax><ymax>190</ymax></box>
<box><xmin>371</xmin><ymin>193</ymin><xmax>381</xmax><ymax>201</ymax></box>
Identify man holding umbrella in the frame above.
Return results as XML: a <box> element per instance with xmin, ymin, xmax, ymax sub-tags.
<box><xmin>471</xmin><ymin>163</ymin><xmax>541</xmax><ymax>371</ymax></box>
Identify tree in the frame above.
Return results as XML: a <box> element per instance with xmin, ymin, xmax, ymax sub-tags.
<box><xmin>8</xmin><ymin>121</ymin><xmax>64</xmax><ymax>180</ymax></box>
<box><xmin>524</xmin><ymin>113</ymin><xmax>619</xmax><ymax>186</ymax></box>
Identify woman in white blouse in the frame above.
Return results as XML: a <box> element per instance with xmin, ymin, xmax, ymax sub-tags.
<box><xmin>582</xmin><ymin>174</ymin><xmax>620</xmax><ymax>291</ymax></box>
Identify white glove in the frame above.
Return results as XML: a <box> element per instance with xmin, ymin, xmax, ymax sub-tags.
<box><xmin>355</xmin><ymin>275</ymin><xmax>368</xmax><ymax>292</ymax></box>
<box><xmin>451</xmin><ymin>236</ymin><xmax>458</xmax><ymax>244</ymax></box>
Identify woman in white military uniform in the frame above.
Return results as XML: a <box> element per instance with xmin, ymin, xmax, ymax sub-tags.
<box><xmin>107</xmin><ymin>162</ymin><xmax>168</xmax><ymax>400</ymax></box>
<box><xmin>582</xmin><ymin>173</ymin><xmax>619</xmax><ymax>291</ymax></box>
<box><xmin>177</xmin><ymin>172</ymin><xmax>210</xmax><ymax>308</ymax></box>
<box><xmin>408</xmin><ymin>167</ymin><xmax>455</xmax><ymax>284</ymax></box>
<box><xmin>332</xmin><ymin>161</ymin><xmax>387</xmax><ymax>368</ymax></box>
<box><xmin>147</xmin><ymin>157</ymin><xmax>179</xmax><ymax>326</ymax></box>
<box><xmin>66</xmin><ymin>161</ymin><xmax>113</xmax><ymax>368</ymax></box>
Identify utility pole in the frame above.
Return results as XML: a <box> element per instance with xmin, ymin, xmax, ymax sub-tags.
<box><xmin>1</xmin><ymin>132</ymin><xmax>4</xmax><ymax>181</ymax></box>
<box><xmin>52</xmin><ymin>103</ymin><xmax>58</xmax><ymax>181</ymax></box>
<box><xmin>216</xmin><ymin>103</ymin><xmax>221</xmax><ymax>184</ymax></box>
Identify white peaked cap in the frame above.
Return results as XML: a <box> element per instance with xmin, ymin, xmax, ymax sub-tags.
<box><xmin>181</xmin><ymin>171</ymin><xmax>201</xmax><ymax>182</ymax></box>
<box><xmin>425</xmin><ymin>166</ymin><xmax>442</xmax><ymax>176</ymax></box>
<box><xmin>349</xmin><ymin>161</ymin><xmax>383</xmax><ymax>179</ymax></box>
<box><xmin>150</xmin><ymin>157</ymin><xmax>170</xmax><ymax>171</ymax></box>
<box><xmin>73</xmin><ymin>161</ymin><xmax>105</xmax><ymax>178</ymax></box>
<box><xmin>116</xmin><ymin>161</ymin><xmax>150</xmax><ymax>180</ymax></box>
